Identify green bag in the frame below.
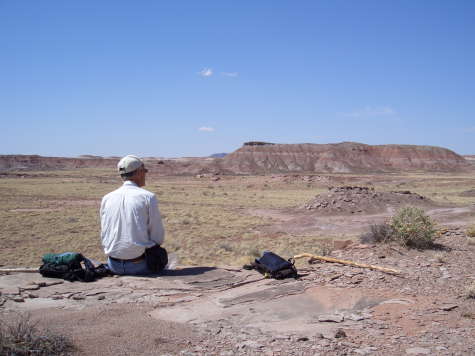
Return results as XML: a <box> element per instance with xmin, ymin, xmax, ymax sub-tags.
<box><xmin>42</xmin><ymin>252</ymin><xmax>83</xmax><ymax>266</ymax></box>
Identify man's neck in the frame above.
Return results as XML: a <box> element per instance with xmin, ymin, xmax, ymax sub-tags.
<box><xmin>124</xmin><ymin>179</ymin><xmax>140</xmax><ymax>187</ymax></box>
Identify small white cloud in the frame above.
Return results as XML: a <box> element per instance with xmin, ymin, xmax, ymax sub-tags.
<box><xmin>198</xmin><ymin>126</ymin><xmax>215</xmax><ymax>132</ymax></box>
<box><xmin>221</xmin><ymin>72</ymin><xmax>238</xmax><ymax>77</ymax></box>
<box><xmin>343</xmin><ymin>106</ymin><xmax>397</xmax><ymax>118</ymax></box>
<box><xmin>198</xmin><ymin>68</ymin><xmax>213</xmax><ymax>77</ymax></box>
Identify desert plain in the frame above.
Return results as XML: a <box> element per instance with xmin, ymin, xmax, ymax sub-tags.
<box><xmin>1</xmin><ymin>150</ymin><xmax>475</xmax><ymax>356</ymax></box>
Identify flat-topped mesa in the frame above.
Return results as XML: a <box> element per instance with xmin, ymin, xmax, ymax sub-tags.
<box><xmin>221</xmin><ymin>142</ymin><xmax>470</xmax><ymax>174</ymax></box>
<box><xmin>243</xmin><ymin>141</ymin><xmax>275</xmax><ymax>146</ymax></box>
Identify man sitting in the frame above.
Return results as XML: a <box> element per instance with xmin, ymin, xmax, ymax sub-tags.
<box><xmin>100</xmin><ymin>155</ymin><xmax>165</xmax><ymax>275</ymax></box>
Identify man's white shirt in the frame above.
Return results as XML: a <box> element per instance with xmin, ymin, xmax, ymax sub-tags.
<box><xmin>100</xmin><ymin>181</ymin><xmax>165</xmax><ymax>259</ymax></box>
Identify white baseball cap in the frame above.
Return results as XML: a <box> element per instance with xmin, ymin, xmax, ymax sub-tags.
<box><xmin>117</xmin><ymin>155</ymin><xmax>144</xmax><ymax>174</ymax></box>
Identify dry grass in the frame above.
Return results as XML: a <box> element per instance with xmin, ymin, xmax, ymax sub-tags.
<box><xmin>0</xmin><ymin>170</ymin><xmax>327</xmax><ymax>267</ymax></box>
<box><xmin>466</xmin><ymin>282</ymin><xmax>475</xmax><ymax>299</ymax></box>
<box><xmin>434</xmin><ymin>252</ymin><xmax>447</xmax><ymax>264</ymax></box>
<box><xmin>1</xmin><ymin>169</ymin><xmax>474</xmax><ymax>267</ymax></box>
<box><xmin>466</xmin><ymin>225</ymin><xmax>475</xmax><ymax>238</ymax></box>
<box><xmin>360</xmin><ymin>224</ymin><xmax>394</xmax><ymax>244</ymax></box>
<box><xmin>0</xmin><ymin>313</ymin><xmax>74</xmax><ymax>356</ymax></box>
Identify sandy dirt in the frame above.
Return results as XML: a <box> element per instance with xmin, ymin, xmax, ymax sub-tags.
<box><xmin>1</xmin><ymin>169</ymin><xmax>475</xmax><ymax>355</ymax></box>
<box><xmin>249</xmin><ymin>204</ymin><xmax>475</xmax><ymax>238</ymax></box>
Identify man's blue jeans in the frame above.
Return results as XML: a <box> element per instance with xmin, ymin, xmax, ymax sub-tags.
<box><xmin>107</xmin><ymin>257</ymin><xmax>152</xmax><ymax>276</ymax></box>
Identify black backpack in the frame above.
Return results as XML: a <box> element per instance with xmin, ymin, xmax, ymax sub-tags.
<box><xmin>248</xmin><ymin>251</ymin><xmax>298</xmax><ymax>279</ymax></box>
<box><xmin>145</xmin><ymin>245</ymin><xmax>168</xmax><ymax>273</ymax></box>
<box><xmin>39</xmin><ymin>252</ymin><xmax>111</xmax><ymax>282</ymax></box>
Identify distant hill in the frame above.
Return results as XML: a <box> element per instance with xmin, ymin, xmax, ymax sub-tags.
<box><xmin>0</xmin><ymin>155</ymin><xmax>116</xmax><ymax>171</ymax></box>
<box><xmin>78</xmin><ymin>155</ymin><xmax>103</xmax><ymax>159</ymax></box>
<box><xmin>221</xmin><ymin>142</ymin><xmax>470</xmax><ymax>174</ymax></box>
<box><xmin>209</xmin><ymin>153</ymin><xmax>228</xmax><ymax>158</ymax></box>
<box><xmin>463</xmin><ymin>155</ymin><xmax>475</xmax><ymax>166</ymax></box>
<box><xmin>0</xmin><ymin>143</ymin><xmax>470</xmax><ymax>174</ymax></box>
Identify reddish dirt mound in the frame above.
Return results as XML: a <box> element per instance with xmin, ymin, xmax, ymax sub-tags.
<box><xmin>222</xmin><ymin>142</ymin><xmax>469</xmax><ymax>174</ymax></box>
<box><xmin>302</xmin><ymin>186</ymin><xmax>434</xmax><ymax>215</ymax></box>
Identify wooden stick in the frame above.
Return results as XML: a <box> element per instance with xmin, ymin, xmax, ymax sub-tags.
<box><xmin>293</xmin><ymin>253</ymin><xmax>400</xmax><ymax>275</ymax></box>
<box><xmin>0</xmin><ymin>268</ymin><xmax>39</xmax><ymax>273</ymax></box>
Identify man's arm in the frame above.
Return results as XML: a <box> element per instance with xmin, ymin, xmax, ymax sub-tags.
<box><xmin>148</xmin><ymin>195</ymin><xmax>165</xmax><ymax>245</ymax></box>
<box><xmin>99</xmin><ymin>196</ymin><xmax>107</xmax><ymax>246</ymax></box>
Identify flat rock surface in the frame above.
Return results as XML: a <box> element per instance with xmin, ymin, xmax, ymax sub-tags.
<box><xmin>2</xmin><ymin>232</ymin><xmax>475</xmax><ymax>355</ymax></box>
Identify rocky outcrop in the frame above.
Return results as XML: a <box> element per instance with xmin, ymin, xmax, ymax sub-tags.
<box><xmin>302</xmin><ymin>186</ymin><xmax>434</xmax><ymax>215</ymax></box>
<box><xmin>221</xmin><ymin>142</ymin><xmax>469</xmax><ymax>173</ymax></box>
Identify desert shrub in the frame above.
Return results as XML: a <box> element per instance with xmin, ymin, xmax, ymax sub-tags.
<box><xmin>434</xmin><ymin>252</ymin><xmax>446</xmax><ymax>264</ymax></box>
<box><xmin>461</xmin><ymin>309</ymin><xmax>475</xmax><ymax>319</ymax></box>
<box><xmin>247</xmin><ymin>247</ymin><xmax>261</xmax><ymax>258</ymax></box>
<box><xmin>218</xmin><ymin>243</ymin><xmax>234</xmax><ymax>252</ymax></box>
<box><xmin>360</xmin><ymin>224</ymin><xmax>394</xmax><ymax>244</ymax></box>
<box><xmin>0</xmin><ymin>313</ymin><xmax>74</xmax><ymax>356</ymax></box>
<box><xmin>181</xmin><ymin>218</ymin><xmax>191</xmax><ymax>225</ymax></box>
<box><xmin>466</xmin><ymin>225</ymin><xmax>475</xmax><ymax>238</ymax></box>
<box><xmin>389</xmin><ymin>206</ymin><xmax>436</xmax><ymax>248</ymax></box>
<box><xmin>466</xmin><ymin>282</ymin><xmax>475</xmax><ymax>299</ymax></box>
<box><xmin>315</xmin><ymin>242</ymin><xmax>333</xmax><ymax>256</ymax></box>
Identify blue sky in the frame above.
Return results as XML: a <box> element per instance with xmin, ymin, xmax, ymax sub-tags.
<box><xmin>1</xmin><ymin>1</ymin><xmax>474</xmax><ymax>157</ymax></box>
